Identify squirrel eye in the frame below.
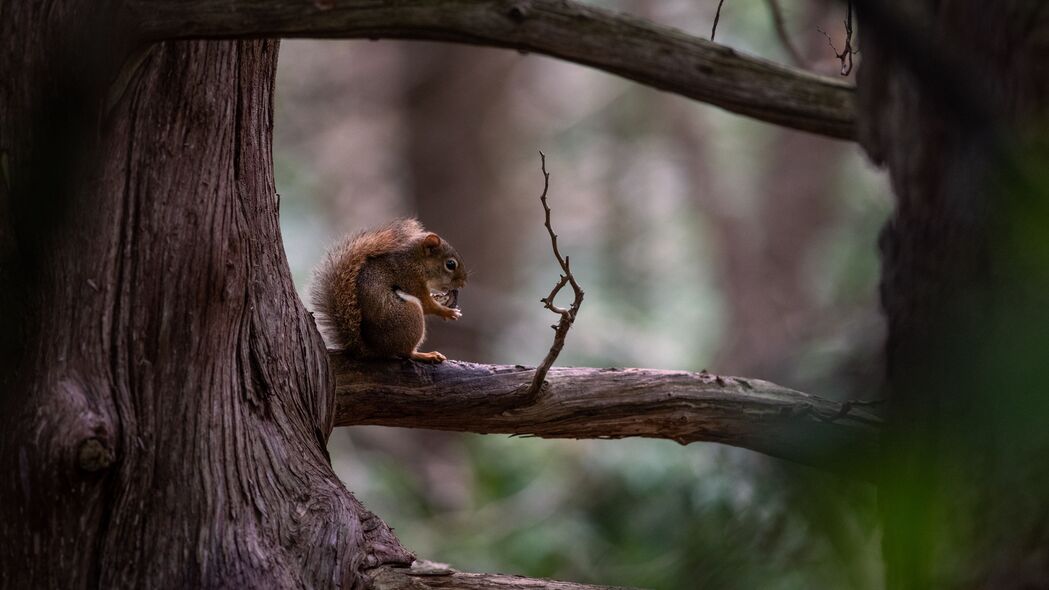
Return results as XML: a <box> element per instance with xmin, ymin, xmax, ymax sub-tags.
<box><xmin>445</xmin><ymin>259</ymin><xmax>458</xmax><ymax>271</ymax></box>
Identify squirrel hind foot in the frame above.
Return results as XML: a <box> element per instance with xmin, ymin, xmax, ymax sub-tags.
<box><xmin>410</xmin><ymin>350</ymin><xmax>447</xmax><ymax>363</ymax></box>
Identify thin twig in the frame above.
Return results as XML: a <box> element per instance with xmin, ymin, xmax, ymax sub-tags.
<box><xmin>764</xmin><ymin>0</ymin><xmax>805</xmax><ymax>68</ymax></box>
<box><xmin>817</xmin><ymin>0</ymin><xmax>857</xmax><ymax>76</ymax></box>
<box><xmin>524</xmin><ymin>152</ymin><xmax>585</xmax><ymax>403</ymax></box>
<box><xmin>711</xmin><ymin>0</ymin><xmax>728</xmax><ymax>41</ymax></box>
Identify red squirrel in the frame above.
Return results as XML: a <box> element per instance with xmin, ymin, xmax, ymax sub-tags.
<box><xmin>311</xmin><ymin>219</ymin><xmax>467</xmax><ymax>362</ymax></box>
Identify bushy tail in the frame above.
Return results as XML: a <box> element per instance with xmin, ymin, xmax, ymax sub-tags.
<box><xmin>310</xmin><ymin>219</ymin><xmax>424</xmax><ymax>351</ymax></box>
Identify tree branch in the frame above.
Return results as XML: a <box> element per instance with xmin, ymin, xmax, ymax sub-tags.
<box><xmin>332</xmin><ymin>356</ymin><xmax>880</xmax><ymax>480</ymax></box>
<box><xmin>369</xmin><ymin>560</ymin><xmax>637</xmax><ymax>590</ymax></box>
<box><xmin>126</xmin><ymin>0</ymin><xmax>856</xmax><ymax>140</ymax></box>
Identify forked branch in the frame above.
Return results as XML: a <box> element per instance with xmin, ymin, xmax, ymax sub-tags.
<box><xmin>818</xmin><ymin>0</ymin><xmax>858</xmax><ymax>76</ymax></box>
<box><xmin>525</xmin><ymin>152</ymin><xmax>584</xmax><ymax>403</ymax></box>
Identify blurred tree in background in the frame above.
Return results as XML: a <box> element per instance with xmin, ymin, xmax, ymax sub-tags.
<box><xmin>275</xmin><ymin>1</ymin><xmax>888</xmax><ymax>587</ymax></box>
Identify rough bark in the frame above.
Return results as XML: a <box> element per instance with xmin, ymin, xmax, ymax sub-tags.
<box><xmin>858</xmin><ymin>1</ymin><xmax>1049</xmax><ymax>587</ymax></box>
<box><xmin>0</xmin><ymin>6</ymin><xmax>408</xmax><ymax>587</ymax></box>
<box><xmin>332</xmin><ymin>357</ymin><xmax>879</xmax><ymax>478</ymax></box>
<box><xmin>124</xmin><ymin>0</ymin><xmax>857</xmax><ymax>140</ymax></box>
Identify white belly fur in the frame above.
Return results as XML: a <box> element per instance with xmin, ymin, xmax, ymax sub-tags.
<box><xmin>395</xmin><ymin>289</ymin><xmax>426</xmax><ymax>348</ymax></box>
<box><xmin>395</xmin><ymin>289</ymin><xmax>423</xmax><ymax>309</ymax></box>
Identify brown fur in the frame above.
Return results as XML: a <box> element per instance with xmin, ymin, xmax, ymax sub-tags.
<box><xmin>310</xmin><ymin>219</ymin><xmax>467</xmax><ymax>360</ymax></box>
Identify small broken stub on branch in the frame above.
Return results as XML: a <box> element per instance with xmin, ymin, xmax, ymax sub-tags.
<box><xmin>524</xmin><ymin>151</ymin><xmax>585</xmax><ymax>403</ymax></box>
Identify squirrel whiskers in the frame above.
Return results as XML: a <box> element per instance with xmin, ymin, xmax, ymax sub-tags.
<box><xmin>311</xmin><ymin>219</ymin><xmax>467</xmax><ymax>363</ymax></box>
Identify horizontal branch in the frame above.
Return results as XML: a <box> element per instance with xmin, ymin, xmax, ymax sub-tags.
<box><xmin>369</xmin><ymin>560</ymin><xmax>636</xmax><ymax>590</ymax></box>
<box><xmin>126</xmin><ymin>0</ymin><xmax>856</xmax><ymax>140</ymax></box>
<box><xmin>333</xmin><ymin>356</ymin><xmax>880</xmax><ymax>479</ymax></box>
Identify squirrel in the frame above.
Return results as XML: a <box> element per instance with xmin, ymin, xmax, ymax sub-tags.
<box><xmin>311</xmin><ymin>218</ymin><xmax>467</xmax><ymax>363</ymax></box>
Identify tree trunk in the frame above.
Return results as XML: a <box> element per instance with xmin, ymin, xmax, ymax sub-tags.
<box><xmin>859</xmin><ymin>2</ymin><xmax>1049</xmax><ymax>587</ymax></box>
<box><xmin>0</xmin><ymin>8</ymin><xmax>408</xmax><ymax>587</ymax></box>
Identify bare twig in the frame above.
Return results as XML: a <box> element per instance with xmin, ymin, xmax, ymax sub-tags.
<box><xmin>711</xmin><ymin>0</ymin><xmax>728</xmax><ymax>41</ymax></box>
<box><xmin>818</xmin><ymin>0</ymin><xmax>857</xmax><ymax>75</ymax></box>
<box><xmin>332</xmin><ymin>358</ymin><xmax>880</xmax><ymax>479</ymax></box>
<box><xmin>764</xmin><ymin>0</ymin><xmax>806</xmax><ymax>68</ymax></box>
<box><xmin>525</xmin><ymin>152</ymin><xmax>585</xmax><ymax>403</ymax></box>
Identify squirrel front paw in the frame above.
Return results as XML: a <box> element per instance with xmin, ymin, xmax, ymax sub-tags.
<box><xmin>411</xmin><ymin>350</ymin><xmax>447</xmax><ymax>363</ymax></box>
<box><xmin>439</xmin><ymin>307</ymin><xmax>462</xmax><ymax>321</ymax></box>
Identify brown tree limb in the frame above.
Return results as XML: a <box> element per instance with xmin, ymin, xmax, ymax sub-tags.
<box><xmin>125</xmin><ymin>0</ymin><xmax>856</xmax><ymax>140</ymax></box>
<box><xmin>332</xmin><ymin>356</ymin><xmax>880</xmax><ymax>480</ymax></box>
<box><xmin>369</xmin><ymin>560</ymin><xmax>637</xmax><ymax>590</ymax></box>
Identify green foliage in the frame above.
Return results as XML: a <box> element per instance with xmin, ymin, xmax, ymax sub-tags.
<box><xmin>341</xmin><ymin>436</ymin><xmax>881</xmax><ymax>590</ymax></box>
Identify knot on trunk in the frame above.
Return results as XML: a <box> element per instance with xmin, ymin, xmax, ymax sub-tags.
<box><xmin>77</xmin><ymin>437</ymin><xmax>114</xmax><ymax>472</ymax></box>
<box><xmin>53</xmin><ymin>378</ymin><xmax>117</xmax><ymax>475</ymax></box>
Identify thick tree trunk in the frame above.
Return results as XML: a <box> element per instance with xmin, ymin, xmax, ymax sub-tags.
<box><xmin>859</xmin><ymin>1</ymin><xmax>1049</xmax><ymax>587</ymax></box>
<box><xmin>0</xmin><ymin>8</ymin><xmax>408</xmax><ymax>587</ymax></box>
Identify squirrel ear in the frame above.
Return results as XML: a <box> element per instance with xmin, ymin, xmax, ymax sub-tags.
<box><xmin>422</xmin><ymin>233</ymin><xmax>441</xmax><ymax>250</ymax></box>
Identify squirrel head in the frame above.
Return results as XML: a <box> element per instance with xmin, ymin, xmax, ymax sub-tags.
<box><xmin>420</xmin><ymin>232</ymin><xmax>467</xmax><ymax>307</ymax></box>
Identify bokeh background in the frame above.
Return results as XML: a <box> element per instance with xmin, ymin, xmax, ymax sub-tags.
<box><xmin>274</xmin><ymin>1</ymin><xmax>890</xmax><ymax>587</ymax></box>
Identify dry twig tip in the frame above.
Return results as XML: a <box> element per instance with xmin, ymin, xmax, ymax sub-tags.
<box><xmin>712</xmin><ymin>0</ymin><xmax>728</xmax><ymax>40</ymax></box>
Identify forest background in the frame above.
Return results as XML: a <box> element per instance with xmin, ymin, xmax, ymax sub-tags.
<box><xmin>274</xmin><ymin>1</ymin><xmax>889</xmax><ymax>587</ymax></box>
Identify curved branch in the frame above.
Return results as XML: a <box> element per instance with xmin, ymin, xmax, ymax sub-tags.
<box><xmin>370</xmin><ymin>560</ymin><xmax>636</xmax><ymax>590</ymax></box>
<box><xmin>126</xmin><ymin>0</ymin><xmax>856</xmax><ymax>140</ymax></box>
<box><xmin>333</xmin><ymin>356</ymin><xmax>880</xmax><ymax>480</ymax></box>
